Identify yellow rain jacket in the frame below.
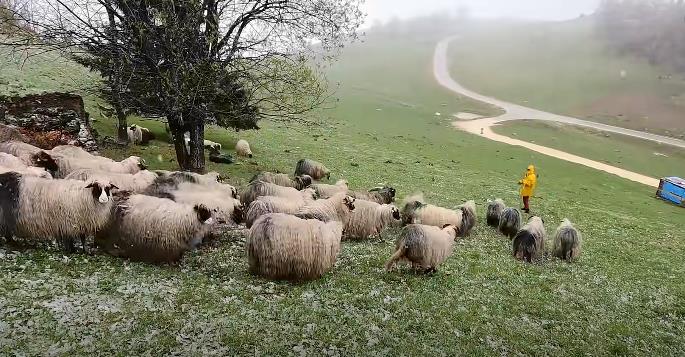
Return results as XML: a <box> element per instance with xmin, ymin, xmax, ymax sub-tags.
<box><xmin>519</xmin><ymin>165</ymin><xmax>537</xmax><ymax>197</ymax></box>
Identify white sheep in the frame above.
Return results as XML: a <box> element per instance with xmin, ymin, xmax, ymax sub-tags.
<box><xmin>385</xmin><ymin>224</ymin><xmax>459</xmax><ymax>273</ymax></box>
<box><xmin>513</xmin><ymin>216</ymin><xmax>547</xmax><ymax>263</ymax></box>
<box><xmin>0</xmin><ymin>171</ymin><xmax>116</xmax><ymax>252</ymax></box>
<box><xmin>52</xmin><ymin>155</ymin><xmax>146</xmax><ymax>178</ymax></box>
<box><xmin>351</xmin><ymin>186</ymin><xmax>396</xmax><ymax>204</ymax></box>
<box><xmin>402</xmin><ymin>194</ymin><xmax>475</xmax><ymax>237</ymax></box>
<box><xmin>0</xmin><ymin>141</ymin><xmax>59</xmax><ymax>175</ymax></box>
<box><xmin>0</xmin><ymin>153</ymin><xmax>52</xmax><ymax>178</ymax></box>
<box><xmin>235</xmin><ymin>139</ymin><xmax>252</xmax><ymax>158</ymax></box>
<box><xmin>247</xmin><ymin>213</ymin><xmax>343</xmax><ymax>280</ymax></box>
<box><xmin>167</xmin><ymin>186</ymin><xmax>244</xmax><ymax>226</ymax></box>
<box><xmin>294</xmin><ymin>192</ymin><xmax>356</xmax><ymax>224</ymax></box>
<box><xmin>65</xmin><ymin>169</ymin><xmax>158</xmax><ymax>192</ymax></box>
<box><xmin>249</xmin><ymin>172</ymin><xmax>312</xmax><ymax>190</ymax></box>
<box><xmin>552</xmin><ymin>219</ymin><xmax>582</xmax><ymax>261</ymax></box>
<box><xmin>344</xmin><ymin>199</ymin><xmax>400</xmax><ymax>240</ymax></box>
<box><xmin>96</xmin><ymin>194</ymin><xmax>214</xmax><ymax>263</ymax></box>
<box><xmin>244</xmin><ymin>195</ymin><xmax>313</xmax><ymax>228</ymax></box>
<box><xmin>152</xmin><ymin>170</ymin><xmax>236</xmax><ymax>198</ymax></box>
<box><xmin>241</xmin><ymin>180</ymin><xmax>316</xmax><ymax>207</ymax></box>
<box><xmin>312</xmin><ymin>179</ymin><xmax>349</xmax><ymax>198</ymax></box>
<box><xmin>294</xmin><ymin>158</ymin><xmax>330</xmax><ymax>180</ymax></box>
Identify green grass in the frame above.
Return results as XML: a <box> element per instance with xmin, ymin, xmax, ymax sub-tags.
<box><xmin>492</xmin><ymin>120</ymin><xmax>685</xmax><ymax>179</ymax></box>
<box><xmin>1</xmin><ymin>21</ymin><xmax>685</xmax><ymax>355</ymax></box>
<box><xmin>449</xmin><ymin>18</ymin><xmax>685</xmax><ymax>137</ymax></box>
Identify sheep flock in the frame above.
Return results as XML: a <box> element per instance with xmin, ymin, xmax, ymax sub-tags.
<box><xmin>0</xmin><ymin>135</ymin><xmax>582</xmax><ymax>281</ymax></box>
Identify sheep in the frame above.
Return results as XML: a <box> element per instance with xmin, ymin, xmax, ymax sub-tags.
<box><xmin>457</xmin><ymin>200</ymin><xmax>477</xmax><ymax>237</ymax></box>
<box><xmin>249</xmin><ymin>172</ymin><xmax>312</xmax><ymax>190</ymax></box>
<box><xmin>401</xmin><ymin>194</ymin><xmax>462</xmax><ymax>228</ymax></box>
<box><xmin>552</xmin><ymin>219</ymin><xmax>582</xmax><ymax>261</ymax></box>
<box><xmin>241</xmin><ymin>180</ymin><xmax>317</xmax><ymax>207</ymax></box>
<box><xmin>0</xmin><ymin>153</ymin><xmax>52</xmax><ymax>178</ymax></box>
<box><xmin>244</xmin><ymin>195</ymin><xmax>313</xmax><ymax>228</ymax></box>
<box><xmin>512</xmin><ymin>216</ymin><xmax>547</xmax><ymax>263</ymax></box>
<box><xmin>384</xmin><ymin>224</ymin><xmax>459</xmax><ymax>273</ymax></box>
<box><xmin>351</xmin><ymin>186</ymin><xmax>396</xmax><ymax>204</ymax></box>
<box><xmin>294</xmin><ymin>192</ymin><xmax>356</xmax><ymax>224</ymax></box>
<box><xmin>0</xmin><ymin>172</ymin><xmax>117</xmax><ymax>252</ymax></box>
<box><xmin>294</xmin><ymin>158</ymin><xmax>330</xmax><ymax>180</ymax></box>
<box><xmin>0</xmin><ymin>141</ymin><xmax>59</xmax><ymax>175</ymax></box>
<box><xmin>204</xmin><ymin>139</ymin><xmax>222</xmax><ymax>153</ymax></box>
<box><xmin>498</xmin><ymin>207</ymin><xmax>521</xmax><ymax>239</ymax></box>
<box><xmin>344</xmin><ymin>199</ymin><xmax>400</xmax><ymax>240</ymax></box>
<box><xmin>65</xmin><ymin>169</ymin><xmax>159</xmax><ymax>192</ymax></box>
<box><xmin>127</xmin><ymin>124</ymin><xmax>156</xmax><ymax>145</ymax></box>
<box><xmin>96</xmin><ymin>194</ymin><xmax>214</xmax><ymax>263</ymax></box>
<box><xmin>146</xmin><ymin>171</ymin><xmax>238</xmax><ymax>200</ymax></box>
<box><xmin>312</xmin><ymin>179</ymin><xmax>349</xmax><ymax>198</ymax></box>
<box><xmin>486</xmin><ymin>199</ymin><xmax>505</xmax><ymax>227</ymax></box>
<box><xmin>246</xmin><ymin>213</ymin><xmax>343</xmax><ymax>280</ymax></box>
<box><xmin>235</xmin><ymin>139</ymin><xmax>252</xmax><ymax>158</ymax></box>
<box><xmin>49</xmin><ymin>144</ymin><xmax>100</xmax><ymax>160</ymax></box>
<box><xmin>165</xmin><ymin>188</ymin><xmax>244</xmax><ymax>226</ymax></box>
<box><xmin>52</xmin><ymin>155</ymin><xmax>146</xmax><ymax>178</ymax></box>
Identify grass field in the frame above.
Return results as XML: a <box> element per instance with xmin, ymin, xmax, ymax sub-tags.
<box><xmin>449</xmin><ymin>18</ymin><xmax>685</xmax><ymax>138</ymax></box>
<box><xmin>1</xmin><ymin>20</ymin><xmax>685</xmax><ymax>355</ymax></box>
<box><xmin>492</xmin><ymin>120</ymin><xmax>685</xmax><ymax>179</ymax></box>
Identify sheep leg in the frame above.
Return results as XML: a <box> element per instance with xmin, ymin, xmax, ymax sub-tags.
<box><xmin>80</xmin><ymin>235</ymin><xmax>91</xmax><ymax>254</ymax></box>
<box><xmin>58</xmin><ymin>237</ymin><xmax>76</xmax><ymax>254</ymax></box>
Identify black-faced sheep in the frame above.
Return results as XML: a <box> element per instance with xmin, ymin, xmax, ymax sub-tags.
<box><xmin>294</xmin><ymin>158</ymin><xmax>330</xmax><ymax>180</ymax></box>
<box><xmin>312</xmin><ymin>179</ymin><xmax>349</xmax><ymax>198</ymax></box>
<box><xmin>65</xmin><ymin>169</ymin><xmax>159</xmax><ymax>193</ymax></box>
<box><xmin>486</xmin><ymin>199</ymin><xmax>505</xmax><ymax>227</ymax></box>
<box><xmin>246</xmin><ymin>213</ymin><xmax>343</xmax><ymax>280</ymax></box>
<box><xmin>0</xmin><ymin>153</ymin><xmax>52</xmax><ymax>178</ymax></box>
<box><xmin>127</xmin><ymin>124</ymin><xmax>156</xmax><ymax>145</ymax></box>
<box><xmin>457</xmin><ymin>200</ymin><xmax>477</xmax><ymax>237</ymax></box>
<box><xmin>96</xmin><ymin>194</ymin><xmax>214</xmax><ymax>263</ymax></box>
<box><xmin>294</xmin><ymin>192</ymin><xmax>356</xmax><ymax>224</ymax></box>
<box><xmin>344</xmin><ymin>200</ymin><xmax>400</xmax><ymax>240</ymax></box>
<box><xmin>249</xmin><ymin>172</ymin><xmax>312</xmax><ymax>190</ymax></box>
<box><xmin>241</xmin><ymin>180</ymin><xmax>317</xmax><ymax>207</ymax></box>
<box><xmin>244</xmin><ymin>195</ymin><xmax>313</xmax><ymax>228</ymax></box>
<box><xmin>552</xmin><ymin>219</ymin><xmax>581</xmax><ymax>262</ymax></box>
<box><xmin>512</xmin><ymin>216</ymin><xmax>546</xmax><ymax>263</ymax></box>
<box><xmin>0</xmin><ymin>172</ymin><xmax>116</xmax><ymax>252</ymax></box>
<box><xmin>351</xmin><ymin>186</ymin><xmax>396</xmax><ymax>204</ymax></box>
<box><xmin>0</xmin><ymin>141</ymin><xmax>59</xmax><ymax>175</ymax></box>
<box><xmin>235</xmin><ymin>139</ymin><xmax>252</xmax><ymax>158</ymax></box>
<box><xmin>167</xmin><ymin>189</ymin><xmax>244</xmax><ymax>226</ymax></box>
<box><xmin>385</xmin><ymin>224</ymin><xmax>459</xmax><ymax>273</ymax></box>
<box><xmin>498</xmin><ymin>207</ymin><xmax>521</xmax><ymax>239</ymax></box>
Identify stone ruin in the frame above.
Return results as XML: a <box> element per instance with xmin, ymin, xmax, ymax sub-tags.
<box><xmin>0</xmin><ymin>92</ymin><xmax>99</xmax><ymax>152</ymax></box>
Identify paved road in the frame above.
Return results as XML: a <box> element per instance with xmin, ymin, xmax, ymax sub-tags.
<box><xmin>434</xmin><ymin>36</ymin><xmax>685</xmax><ymax>150</ymax></box>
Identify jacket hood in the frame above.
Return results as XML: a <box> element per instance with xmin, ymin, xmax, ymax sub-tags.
<box><xmin>527</xmin><ymin>165</ymin><xmax>535</xmax><ymax>174</ymax></box>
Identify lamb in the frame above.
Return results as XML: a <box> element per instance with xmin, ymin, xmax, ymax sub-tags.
<box><xmin>0</xmin><ymin>141</ymin><xmax>59</xmax><ymax>175</ymax></box>
<box><xmin>552</xmin><ymin>219</ymin><xmax>582</xmax><ymax>261</ymax></box>
<box><xmin>312</xmin><ymin>179</ymin><xmax>349</xmax><ymax>198</ymax></box>
<box><xmin>486</xmin><ymin>199</ymin><xmax>505</xmax><ymax>227</ymax></box>
<box><xmin>0</xmin><ymin>172</ymin><xmax>117</xmax><ymax>252</ymax></box>
<box><xmin>65</xmin><ymin>169</ymin><xmax>159</xmax><ymax>192</ymax></box>
<box><xmin>235</xmin><ymin>139</ymin><xmax>252</xmax><ymax>158</ymax></box>
<box><xmin>246</xmin><ymin>213</ymin><xmax>343</xmax><ymax>280</ymax></box>
<box><xmin>241</xmin><ymin>180</ymin><xmax>317</xmax><ymax>207</ymax></box>
<box><xmin>0</xmin><ymin>153</ymin><xmax>52</xmax><ymax>178</ymax></box>
<box><xmin>294</xmin><ymin>192</ymin><xmax>356</xmax><ymax>224</ymax></box>
<box><xmin>344</xmin><ymin>200</ymin><xmax>401</xmax><ymax>240</ymax></box>
<box><xmin>351</xmin><ymin>186</ymin><xmax>396</xmax><ymax>204</ymax></box>
<box><xmin>498</xmin><ymin>207</ymin><xmax>521</xmax><ymax>239</ymax></box>
<box><xmin>244</xmin><ymin>195</ymin><xmax>313</xmax><ymax>228</ymax></box>
<box><xmin>512</xmin><ymin>216</ymin><xmax>547</xmax><ymax>263</ymax></box>
<box><xmin>127</xmin><ymin>124</ymin><xmax>156</xmax><ymax>145</ymax></box>
<box><xmin>384</xmin><ymin>224</ymin><xmax>459</xmax><ymax>273</ymax></box>
<box><xmin>96</xmin><ymin>194</ymin><xmax>214</xmax><ymax>263</ymax></box>
<box><xmin>294</xmin><ymin>158</ymin><xmax>330</xmax><ymax>180</ymax></box>
<box><xmin>249</xmin><ymin>171</ymin><xmax>312</xmax><ymax>190</ymax></box>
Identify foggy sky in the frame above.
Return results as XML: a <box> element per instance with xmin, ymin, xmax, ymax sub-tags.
<box><xmin>362</xmin><ymin>0</ymin><xmax>601</xmax><ymax>26</ymax></box>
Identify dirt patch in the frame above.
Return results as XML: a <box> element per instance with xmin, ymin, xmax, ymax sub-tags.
<box><xmin>453</xmin><ymin>112</ymin><xmax>481</xmax><ymax>120</ymax></box>
<box><xmin>573</xmin><ymin>94</ymin><xmax>685</xmax><ymax>138</ymax></box>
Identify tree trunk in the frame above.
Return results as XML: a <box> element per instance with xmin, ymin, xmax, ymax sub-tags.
<box><xmin>168</xmin><ymin>112</ymin><xmax>189</xmax><ymax>170</ymax></box>
<box><xmin>187</xmin><ymin>120</ymin><xmax>205</xmax><ymax>173</ymax></box>
<box><xmin>116</xmin><ymin>107</ymin><xmax>128</xmax><ymax>144</ymax></box>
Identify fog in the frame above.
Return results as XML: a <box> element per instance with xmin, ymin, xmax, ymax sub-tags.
<box><xmin>362</xmin><ymin>0</ymin><xmax>600</xmax><ymax>27</ymax></box>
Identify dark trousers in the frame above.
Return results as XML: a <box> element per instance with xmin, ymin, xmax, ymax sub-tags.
<box><xmin>522</xmin><ymin>196</ymin><xmax>530</xmax><ymax>210</ymax></box>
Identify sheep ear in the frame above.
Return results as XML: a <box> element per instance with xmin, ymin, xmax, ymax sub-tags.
<box><xmin>194</xmin><ymin>205</ymin><xmax>213</xmax><ymax>224</ymax></box>
<box><xmin>442</xmin><ymin>224</ymin><xmax>451</xmax><ymax>229</ymax></box>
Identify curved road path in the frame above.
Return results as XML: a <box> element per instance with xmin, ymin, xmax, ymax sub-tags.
<box><xmin>433</xmin><ymin>36</ymin><xmax>685</xmax><ymax>187</ymax></box>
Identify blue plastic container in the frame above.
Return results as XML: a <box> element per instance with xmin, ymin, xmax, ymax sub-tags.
<box><xmin>656</xmin><ymin>177</ymin><xmax>685</xmax><ymax>207</ymax></box>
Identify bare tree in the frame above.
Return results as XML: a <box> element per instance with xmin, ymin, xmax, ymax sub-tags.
<box><xmin>1</xmin><ymin>0</ymin><xmax>364</xmax><ymax>172</ymax></box>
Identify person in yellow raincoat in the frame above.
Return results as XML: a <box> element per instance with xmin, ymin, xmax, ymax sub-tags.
<box><xmin>518</xmin><ymin>165</ymin><xmax>537</xmax><ymax>213</ymax></box>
